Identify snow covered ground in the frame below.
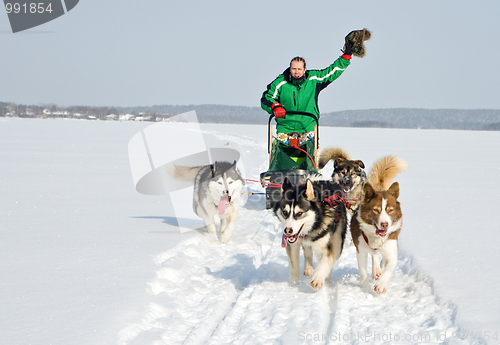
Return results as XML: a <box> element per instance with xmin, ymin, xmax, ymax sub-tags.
<box><xmin>1</xmin><ymin>117</ymin><xmax>499</xmax><ymax>345</ymax></box>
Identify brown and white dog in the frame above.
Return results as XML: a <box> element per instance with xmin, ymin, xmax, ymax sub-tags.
<box><xmin>350</xmin><ymin>155</ymin><xmax>408</xmax><ymax>294</ymax></box>
<box><xmin>318</xmin><ymin>147</ymin><xmax>366</xmax><ymax>214</ymax></box>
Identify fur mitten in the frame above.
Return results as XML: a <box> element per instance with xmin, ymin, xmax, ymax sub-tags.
<box><xmin>345</xmin><ymin>28</ymin><xmax>371</xmax><ymax>57</ymax></box>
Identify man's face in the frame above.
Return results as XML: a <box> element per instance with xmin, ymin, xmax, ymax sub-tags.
<box><xmin>290</xmin><ymin>60</ymin><xmax>305</xmax><ymax>79</ymax></box>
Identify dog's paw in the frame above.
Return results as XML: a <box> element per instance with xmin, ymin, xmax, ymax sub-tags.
<box><xmin>374</xmin><ymin>282</ymin><xmax>387</xmax><ymax>294</ymax></box>
<box><xmin>218</xmin><ymin>236</ymin><xmax>228</xmax><ymax>244</ymax></box>
<box><xmin>309</xmin><ymin>275</ymin><xmax>325</xmax><ymax>290</ymax></box>
<box><xmin>372</xmin><ymin>268</ymin><xmax>382</xmax><ymax>281</ymax></box>
<box><xmin>303</xmin><ymin>265</ymin><xmax>314</xmax><ymax>277</ymax></box>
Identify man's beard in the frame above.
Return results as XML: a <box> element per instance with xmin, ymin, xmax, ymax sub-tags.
<box><xmin>291</xmin><ymin>74</ymin><xmax>305</xmax><ymax>84</ymax></box>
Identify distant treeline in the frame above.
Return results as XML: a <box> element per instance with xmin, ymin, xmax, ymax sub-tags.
<box><xmin>322</xmin><ymin>108</ymin><xmax>500</xmax><ymax>131</ymax></box>
<box><xmin>2</xmin><ymin>101</ymin><xmax>500</xmax><ymax>130</ymax></box>
<box><xmin>121</xmin><ymin>104</ymin><xmax>500</xmax><ymax>131</ymax></box>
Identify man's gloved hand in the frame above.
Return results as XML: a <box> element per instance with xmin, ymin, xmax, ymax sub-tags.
<box><xmin>272</xmin><ymin>103</ymin><xmax>286</xmax><ymax>119</ymax></box>
<box><xmin>343</xmin><ymin>40</ymin><xmax>353</xmax><ymax>55</ymax></box>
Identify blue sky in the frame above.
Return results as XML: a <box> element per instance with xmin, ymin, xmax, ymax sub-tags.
<box><xmin>1</xmin><ymin>0</ymin><xmax>499</xmax><ymax>112</ymax></box>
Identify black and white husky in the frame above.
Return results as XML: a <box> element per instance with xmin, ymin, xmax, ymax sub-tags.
<box><xmin>274</xmin><ymin>177</ymin><xmax>348</xmax><ymax>289</ymax></box>
<box><xmin>167</xmin><ymin>161</ymin><xmax>245</xmax><ymax>243</ymax></box>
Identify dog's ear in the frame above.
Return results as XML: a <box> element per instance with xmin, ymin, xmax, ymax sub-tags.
<box><xmin>354</xmin><ymin>160</ymin><xmax>365</xmax><ymax>169</ymax></box>
<box><xmin>282</xmin><ymin>177</ymin><xmax>293</xmax><ymax>192</ymax></box>
<box><xmin>305</xmin><ymin>179</ymin><xmax>315</xmax><ymax>201</ymax></box>
<box><xmin>229</xmin><ymin>160</ymin><xmax>238</xmax><ymax>172</ymax></box>
<box><xmin>333</xmin><ymin>157</ymin><xmax>345</xmax><ymax>169</ymax></box>
<box><xmin>387</xmin><ymin>182</ymin><xmax>400</xmax><ymax>199</ymax></box>
<box><xmin>211</xmin><ymin>162</ymin><xmax>217</xmax><ymax>178</ymax></box>
<box><xmin>362</xmin><ymin>182</ymin><xmax>376</xmax><ymax>201</ymax></box>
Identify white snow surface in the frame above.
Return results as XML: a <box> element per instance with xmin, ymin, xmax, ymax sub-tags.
<box><xmin>1</xmin><ymin>117</ymin><xmax>499</xmax><ymax>345</ymax></box>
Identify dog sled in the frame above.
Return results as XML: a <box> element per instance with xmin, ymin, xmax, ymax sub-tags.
<box><xmin>260</xmin><ymin>112</ymin><xmax>321</xmax><ymax>209</ymax></box>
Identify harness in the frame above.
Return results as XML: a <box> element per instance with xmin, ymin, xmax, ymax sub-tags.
<box><xmin>323</xmin><ymin>194</ymin><xmax>352</xmax><ymax>211</ymax></box>
<box><xmin>323</xmin><ymin>195</ymin><xmax>376</xmax><ymax>249</ymax></box>
<box><xmin>361</xmin><ymin>231</ymin><xmax>377</xmax><ymax>251</ymax></box>
<box><xmin>322</xmin><ymin>194</ymin><xmax>348</xmax><ymax>223</ymax></box>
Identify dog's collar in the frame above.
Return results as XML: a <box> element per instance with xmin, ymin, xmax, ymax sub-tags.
<box><xmin>361</xmin><ymin>231</ymin><xmax>377</xmax><ymax>250</ymax></box>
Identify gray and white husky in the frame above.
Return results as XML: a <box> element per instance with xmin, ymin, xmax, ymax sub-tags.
<box><xmin>167</xmin><ymin>160</ymin><xmax>245</xmax><ymax>243</ymax></box>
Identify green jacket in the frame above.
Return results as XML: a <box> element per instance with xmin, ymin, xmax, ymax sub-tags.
<box><xmin>261</xmin><ymin>56</ymin><xmax>350</xmax><ymax>133</ymax></box>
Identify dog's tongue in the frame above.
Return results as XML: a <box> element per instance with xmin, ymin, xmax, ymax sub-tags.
<box><xmin>339</xmin><ymin>183</ymin><xmax>350</xmax><ymax>194</ymax></box>
<box><xmin>281</xmin><ymin>234</ymin><xmax>288</xmax><ymax>248</ymax></box>
<box><xmin>218</xmin><ymin>195</ymin><xmax>230</xmax><ymax>215</ymax></box>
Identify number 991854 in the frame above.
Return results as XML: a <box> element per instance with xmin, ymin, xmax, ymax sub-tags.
<box><xmin>5</xmin><ymin>3</ymin><xmax>54</xmax><ymax>14</ymax></box>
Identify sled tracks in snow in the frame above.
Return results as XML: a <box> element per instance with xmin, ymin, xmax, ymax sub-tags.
<box><xmin>118</xmin><ymin>208</ymin><xmax>477</xmax><ymax>345</ymax></box>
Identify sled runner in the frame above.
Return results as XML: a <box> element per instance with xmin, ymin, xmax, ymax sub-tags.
<box><xmin>260</xmin><ymin>112</ymin><xmax>321</xmax><ymax>209</ymax></box>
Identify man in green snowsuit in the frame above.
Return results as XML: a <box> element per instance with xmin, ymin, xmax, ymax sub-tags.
<box><xmin>261</xmin><ymin>51</ymin><xmax>352</xmax><ymax>134</ymax></box>
<box><xmin>260</xmin><ymin>44</ymin><xmax>353</xmax><ymax>170</ymax></box>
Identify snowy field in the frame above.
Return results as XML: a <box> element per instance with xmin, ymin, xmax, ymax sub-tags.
<box><xmin>1</xmin><ymin>117</ymin><xmax>499</xmax><ymax>345</ymax></box>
